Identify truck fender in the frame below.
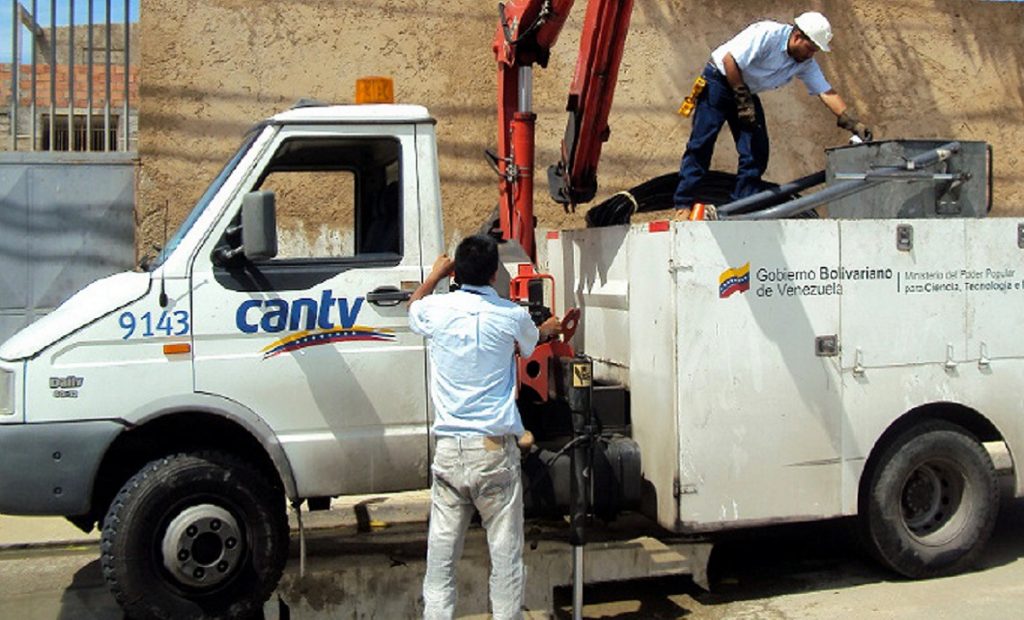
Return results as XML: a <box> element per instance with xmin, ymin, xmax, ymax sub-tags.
<box><xmin>122</xmin><ymin>393</ymin><xmax>299</xmax><ymax>500</ymax></box>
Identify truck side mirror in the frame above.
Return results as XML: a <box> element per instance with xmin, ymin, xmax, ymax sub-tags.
<box><xmin>212</xmin><ymin>191</ymin><xmax>279</xmax><ymax>265</ymax></box>
<box><xmin>241</xmin><ymin>191</ymin><xmax>278</xmax><ymax>261</ymax></box>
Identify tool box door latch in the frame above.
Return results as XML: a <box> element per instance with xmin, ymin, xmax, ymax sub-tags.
<box><xmin>815</xmin><ymin>335</ymin><xmax>839</xmax><ymax>357</ymax></box>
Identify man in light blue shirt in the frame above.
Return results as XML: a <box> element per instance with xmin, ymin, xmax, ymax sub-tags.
<box><xmin>410</xmin><ymin>234</ymin><xmax>560</xmax><ymax>620</ymax></box>
<box><xmin>674</xmin><ymin>11</ymin><xmax>872</xmax><ymax>213</ymax></box>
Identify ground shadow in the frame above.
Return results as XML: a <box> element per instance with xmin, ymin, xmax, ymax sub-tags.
<box><xmin>57</xmin><ymin>557</ymin><xmax>127</xmax><ymax>620</ymax></box>
<box><xmin>551</xmin><ymin>493</ymin><xmax>1024</xmax><ymax>618</ymax></box>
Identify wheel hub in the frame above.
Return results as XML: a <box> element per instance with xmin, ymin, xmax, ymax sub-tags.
<box><xmin>162</xmin><ymin>504</ymin><xmax>244</xmax><ymax>588</ymax></box>
<box><xmin>901</xmin><ymin>461</ymin><xmax>963</xmax><ymax>538</ymax></box>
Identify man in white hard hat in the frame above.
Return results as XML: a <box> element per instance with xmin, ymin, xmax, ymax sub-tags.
<box><xmin>674</xmin><ymin>11</ymin><xmax>872</xmax><ymax>214</ymax></box>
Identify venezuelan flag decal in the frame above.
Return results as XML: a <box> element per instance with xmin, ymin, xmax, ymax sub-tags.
<box><xmin>261</xmin><ymin>326</ymin><xmax>396</xmax><ymax>359</ymax></box>
<box><xmin>719</xmin><ymin>263</ymin><xmax>751</xmax><ymax>298</ymax></box>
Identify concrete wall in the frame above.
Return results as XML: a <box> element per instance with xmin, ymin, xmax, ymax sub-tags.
<box><xmin>139</xmin><ymin>0</ymin><xmax>1024</xmax><ymax>253</ymax></box>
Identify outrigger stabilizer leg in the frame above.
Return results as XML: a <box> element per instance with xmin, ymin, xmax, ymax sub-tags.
<box><xmin>562</xmin><ymin>354</ymin><xmax>595</xmax><ymax>620</ymax></box>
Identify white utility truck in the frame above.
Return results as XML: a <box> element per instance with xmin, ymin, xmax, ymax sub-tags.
<box><xmin>0</xmin><ymin>102</ymin><xmax>1015</xmax><ymax>620</ymax></box>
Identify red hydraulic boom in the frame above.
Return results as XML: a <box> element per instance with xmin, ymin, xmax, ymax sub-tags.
<box><xmin>492</xmin><ymin>0</ymin><xmax>633</xmax><ymax>404</ymax></box>
<box><xmin>492</xmin><ymin>0</ymin><xmax>634</xmax><ymax>262</ymax></box>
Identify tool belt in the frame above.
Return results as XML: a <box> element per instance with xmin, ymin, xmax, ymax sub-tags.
<box><xmin>677</xmin><ymin>74</ymin><xmax>707</xmax><ymax>118</ymax></box>
<box><xmin>678</xmin><ymin>61</ymin><xmax>739</xmax><ymax>117</ymax></box>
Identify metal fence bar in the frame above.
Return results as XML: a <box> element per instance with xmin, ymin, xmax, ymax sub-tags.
<box><xmin>30</xmin><ymin>0</ymin><xmax>38</xmax><ymax>150</ymax></box>
<box><xmin>67</xmin><ymin>0</ymin><xmax>74</xmax><ymax>149</ymax></box>
<box><xmin>104</xmin><ymin>0</ymin><xmax>111</xmax><ymax>152</ymax></box>
<box><xmin>11</xmin><ymin>1</ymin><xmax>19</xmax><ymax>150</ymax></box>
<box><xmin>48</xmin><ymin>0</ymin><xmax>55</xmax><ymax>151</ymax></box>
<box><xmin>87</xmin><ymin>0</ymin><xmax>94</xmax><ymax>151</ymax></box>
<box><xmin>11</xmin><ymin>0</ymin><xmax>133</xmax><ymax>152</ymax></box>
<box><xmin>122</xmin><ymin>0</ymin><xmax>129</xmax><ymax>151</ymax></box>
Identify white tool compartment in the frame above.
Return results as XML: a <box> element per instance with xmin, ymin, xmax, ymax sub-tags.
<box><xmin>550</xmin><ymin>217</ymin><xmax>1024</xmax><ymax>534</ymax></box>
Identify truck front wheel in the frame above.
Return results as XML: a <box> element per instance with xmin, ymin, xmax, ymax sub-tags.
<box><xmin>861</xmin><ymin>420</ymin><xmax>998</xmax><ymax>578</ymax></box>
<box><xmin>101</xmin><ymin>452</ymin><xmax>289</xmax><ymax>619</ymax></box>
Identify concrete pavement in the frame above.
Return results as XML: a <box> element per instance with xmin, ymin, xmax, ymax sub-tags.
<box><xmin>4</xmin><ymin>500</ymin><xmax>1024</xmax><ymax>618</ymax></box>
<box><xmin>7</xmin><ymin>490</ymin><xmax>1024</xmax><ymax>618</ymax></box>
<box><xmin>0</xmin><ymin>489</ymin><xmax>711</xmax><ymax>618</ymax></box>
<box><xmin>0</xmin><ymin>515</ymin><xmax>99</xmax><ymax>549</ymax></box>
<box><xmin>0</xmin><ymin>489</ymin><xmax>434</xmax><ymax>550</ymax></box>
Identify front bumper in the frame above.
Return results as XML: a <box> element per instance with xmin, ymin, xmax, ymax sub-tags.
<box><xmin>0</xmin><ymin>420</ymin><xmax>124</xmax><ymax>515</ymax></box>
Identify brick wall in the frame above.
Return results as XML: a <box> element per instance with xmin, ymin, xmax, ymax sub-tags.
<box><xmin>0</xmin><ymin>64</ymin><xmax>138</xmax><ymax>108</ymax></box>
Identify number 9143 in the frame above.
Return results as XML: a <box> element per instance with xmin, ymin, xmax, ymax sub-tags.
<box><xmin>118</xmin><ymin>310</ymin><xmax>190</xmax><ymax>340</ymax></box>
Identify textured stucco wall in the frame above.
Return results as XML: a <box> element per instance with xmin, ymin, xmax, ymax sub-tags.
<box><xmin>139</xmin><ymin>0</ymin><xmax>1024</xmax><ymax>255</ymax></box>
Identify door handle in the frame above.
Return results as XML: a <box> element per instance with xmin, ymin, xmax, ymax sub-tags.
<box><xmin>366</xmin><ymin>286</ymin><xmax>411</xmax><ymax>307</ymax></box>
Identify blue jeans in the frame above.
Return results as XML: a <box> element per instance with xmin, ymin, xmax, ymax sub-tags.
<box><xmin>422</xmin><ymin>435</ymin><xmax>524</xmax><ymax>620</ymax></box>
<box><xmin>674</xmin><ymin>63</ymin><xmax>769</xmax><ymax>208</ymax></box>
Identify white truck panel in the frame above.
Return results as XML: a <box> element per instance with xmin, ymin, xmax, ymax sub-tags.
<box><xmin>671</xmin><ymin>221</ymin><xmax>843</xmax><ymax>529</ymax></box>
<box><xmin>552</xmin><ymin>225</ymin><xmax>680</xmax><ymax>524</ymax></box>
<box><xmin>26</xmin><ymin>279</ymin><xmax>194</xmax><ymax>425</ymax></box>
<box><xmin>567</xmin><ymin>226</ymin><xmax>631</xmax><ymax>384</ymax></box>
<box><xmin>550</xmin><ymin>217</ymin><xmax>1024</xmax><ymax>532</ymax></box>
<box><xmin>414</xmin><ymin>124</ymin><xmax>444</xmax><ymax>263</ymax></box>
<box><xmin>623</xmin><ymin>224</ymin><xmax>678</xmax><ymax>527</ymax></box>
<box><xmin>839</xmin><ymin>220</ymin><xmax>967</xmax><ymax>369</ymax></box>
<box><xmin>965</xmin><ymin>218</ymin><xmax>1024</xmax><ymax>361</ymax></box>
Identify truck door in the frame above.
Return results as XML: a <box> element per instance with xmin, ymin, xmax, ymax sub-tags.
<box><xmin>189</xmin><ymin>124</ymin><xmax>429</xmax><ymax>498</ymax></box>
<box><xmin>673</xmin><ymin>220</ymin><xmax>844</xmax><ymax>525</ymax></box>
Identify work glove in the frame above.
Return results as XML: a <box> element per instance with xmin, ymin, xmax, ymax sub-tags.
<box><xmin>838</xmin><ymin>110</ymin><xmax>873</xmax><ymax>142</ymax></box>
<box><xmin>733</xmin><ymin>84</ymin><xmax>757</xmax><ymax>127</ymax></box>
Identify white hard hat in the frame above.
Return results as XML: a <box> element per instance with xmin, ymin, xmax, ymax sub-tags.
<box><xmin>794</xmin><ymin>11</ymin><xmax>832</xmax><ymax>52</ymax></box>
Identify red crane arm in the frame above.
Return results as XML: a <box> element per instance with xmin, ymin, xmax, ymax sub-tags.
<box><xmin>491</xmin><ymin>0</ymin><xmax>633</xmax><ymax>262</ymax></box>
<box><xmin>549</xmin><ymin>0</ymin><xmax>634</xmax><ymax>207</ymax></box>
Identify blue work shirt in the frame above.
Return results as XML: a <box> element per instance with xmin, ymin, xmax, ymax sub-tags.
<box><xmin>710</xmin><ymin>21</ymin><xmax>831</xmax><ymax>96</ymax></box>
<box><xmin>409</xmin><ymin>284</ymin><xmax>539</xmax><ymax>438</ymax></box>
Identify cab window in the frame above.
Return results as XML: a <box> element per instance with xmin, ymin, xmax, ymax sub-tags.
<box><xmin>255</xmin><ymin>136</ymin><xmax>402</xmax><ymax>261</ymax></box>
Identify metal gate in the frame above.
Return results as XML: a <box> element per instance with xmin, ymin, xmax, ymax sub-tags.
<box><xmin>0</xmin><ymin>151</ymin><xmax>135</xmax><ymax>343</ymax></box>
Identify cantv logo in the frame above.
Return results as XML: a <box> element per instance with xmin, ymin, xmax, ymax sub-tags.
<box><xmin>236</xmin><ymin>290</ymin><xmax>363</xmax><ymax>334</ymax></box>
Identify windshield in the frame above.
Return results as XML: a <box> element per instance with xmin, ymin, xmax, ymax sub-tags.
<box><xmin>149</xmin><ymin>127</ymin><xmax>264</xmax><ymax>270</ymax></box>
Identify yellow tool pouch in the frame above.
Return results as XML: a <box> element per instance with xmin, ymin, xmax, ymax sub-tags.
<box><xmin>677</xmin><ymin>75</ymin><xmax>707</xmax><ymax>118</ymax></box>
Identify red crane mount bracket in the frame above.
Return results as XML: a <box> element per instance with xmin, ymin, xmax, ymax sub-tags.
<box><xmin>511</xmin><ymin>263</ymin><xmax>581</xmax><ymax>401</ymax></box>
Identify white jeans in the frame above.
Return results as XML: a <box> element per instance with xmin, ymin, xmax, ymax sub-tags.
<box><xmin>422</xmin><ymin>435</ymin><xmax>524</xmax><ymax>620</ymax></box>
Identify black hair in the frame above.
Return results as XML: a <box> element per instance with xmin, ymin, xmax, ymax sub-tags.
<box><xmin>454</xmin><ymin>234</ymin><xmax>499</xmax><ymax>286</ymax></box>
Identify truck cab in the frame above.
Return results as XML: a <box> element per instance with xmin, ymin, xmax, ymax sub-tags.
<box><xmin>0</xmin><ymin>103</ymin><xmax>444</xmax><ymax>619</ymax></box>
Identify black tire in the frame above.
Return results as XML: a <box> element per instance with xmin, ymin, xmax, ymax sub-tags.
<box><xmin>860</xmin><ymin>421</ymin><xmax>998</xmax><ymax>578</ymax></box>
<box><xmin>101</xmin><ymin>452</ymin><xmax>289</xmax><ymax>620</ymax></box>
